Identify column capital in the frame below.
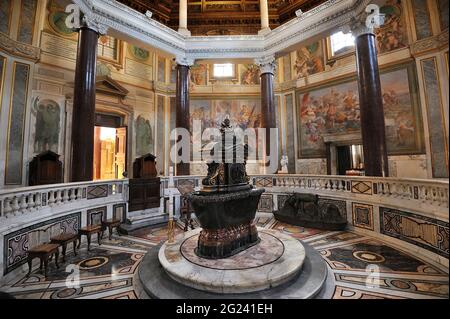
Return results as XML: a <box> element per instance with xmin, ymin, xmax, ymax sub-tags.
<box><xmin>349</xmin><ymin>3</ymin><xmax>385</xmax><ymax>38</ymax></box>
<box><xmin>175</xmin><ymin>56</ymin><xmax>195</xmax><ymax>67</ymax></box>
<box><xmin>255</xmin><ymin>55</ymin><xmax>276</xmax><ymax>75</ymax></box>
<box><xmin>81</xmin><ymin>14</ymin><xmax>109</xmax><ymax>36</ymax></box>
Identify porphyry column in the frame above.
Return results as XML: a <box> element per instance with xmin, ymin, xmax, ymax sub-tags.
<box><xmin>256</xmin><ymin>56</ymin><xmax>278</xmax><ymax>172</ymax></box>
<box><xmin>351</xmin><ymin>16</ymin><xmax>389</xmax><ymax>177</ymax></box>
<box><xmin>175</xmin><ymin>57</ymin><xmax>193</xmax><ymax>176</ymax></box>
<box><xmin>71</xmin><ymin>19</ymin><xmax>107</xmax><ymax>182</ymax></box>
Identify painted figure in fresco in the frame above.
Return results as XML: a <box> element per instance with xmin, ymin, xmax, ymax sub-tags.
<box><xmin>294</xmin><ymin>44</ymin><xmax>324</xmax><ymax>79</ymax></box>
<box><xmin>34</xmin><ymin>98</ymin><xmax>61</xmax><ymax>154</ymax></box>
<box><xmin>375</xmin><ymin>2</ymin><xmax>407</xmax><ymax>53</ymax></box>
<box><xmin>241</xmin><ymin>65</ymin><xmax>260</xmax><ymax>85</ymax></box>
<box><xmin>136</xmin><ymin>115</ymin><xmax>153</xmax><ymax>156</ymax></box>
<box><xmin>190</xmin><ymin>64</ymin><xmax>207</xmax><ymax>85</ymax></box>
<box><xmin>236</xmin><ymin>104</ymin><xmax>257</xmax><ymax>130</ymax></box>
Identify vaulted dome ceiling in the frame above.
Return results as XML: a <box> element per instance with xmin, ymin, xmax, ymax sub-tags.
<box><xmin>117</xmin><ymin>0</ymin><xmax>326</xmax><ymax>35</ymax></box>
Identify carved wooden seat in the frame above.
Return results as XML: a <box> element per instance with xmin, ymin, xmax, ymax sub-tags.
<box><xmin>78</xmin><ymin>225</ymin><xmax>102</xmax><ymax>251</ymax></box>
<box><xmin>27</xmin><ymin>243</ymin><xmax>60</xmax><ymax>277</ymax></box>
<box><xmin>50</xmin><ymin>233</ymin><xmax>78</xmax><ymax>262</ymax></box>
<box><xmin>101</xmin><ymin>219</ymin><xmax>122</xmax><ymax>240</ymax></box>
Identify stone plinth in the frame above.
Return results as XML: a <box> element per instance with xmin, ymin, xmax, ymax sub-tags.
<box><xmin>158</xmin><ymin>228</ymin><xmax>305</xmax><ymax>294</ymax></box>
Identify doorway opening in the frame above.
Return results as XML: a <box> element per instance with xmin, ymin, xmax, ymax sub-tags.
<box><xmin>93</xmin><ymin>113</ymin><xmax>127</xmax><ymax>181</ymax></box>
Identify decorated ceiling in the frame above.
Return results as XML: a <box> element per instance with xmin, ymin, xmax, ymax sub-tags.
<box><xmin>117</xmin><ymin>0</ymin><xmax>326</xmax><ymax>35</ymax></box>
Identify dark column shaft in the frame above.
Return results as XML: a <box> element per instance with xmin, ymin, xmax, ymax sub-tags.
<box><xmin>260</xmin><ymin>72</ymin><xmax>276</xmax><ymax>156</ymax></box>
<box><xmin>355</xmin><ymin>33</ymin><xmax>389</xmax><ymax>177</ymax></box>
<box><xmin>71</xmin><ymin>27</ymin><xmax>99</xmax><ymax>182</ymax></box>
<box><xmin>175</xmin><ymin>64</ymin><xmax>190</xmax><ymax>176</ymax></box>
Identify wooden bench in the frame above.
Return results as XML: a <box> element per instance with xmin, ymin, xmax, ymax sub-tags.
<box><xmin>78</xmin><ymin>226</ymin><xmax>102</xmax><ymax>251</ymax></box>
<box><xmin>101</xmin><ymin>219</ymin><xmax>121</xmax><ymax>240</ymax></box>
<box><xmin>27</xmin><ymin>243</ymin><xmax>60</xmax><ymax>277</ymax></box>
<box><xmin>50</xmin><ymin>233</ymin><xmax>78</xmax><ymax>262</ymax></box>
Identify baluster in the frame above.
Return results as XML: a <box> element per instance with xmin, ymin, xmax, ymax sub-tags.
<box><xmin>56</xmin><ymin>190</ymin><xmax>63</xmax><ymax>205</ymax></box>
<box><xmin>19</xmin><ymin>194</ymin><xmax>28</xmax><ymax>213</ymax></box>
<box><xmin>48</xmin><ymin>191</ymin><xmax>56</xmax><ymax>206</ymax></box>
<box><xmin>63</xmin><ymin>189</ymin><xmax>70</xmax><ymax>203</ymax></box>
<box><xmin>69</xmin><ymin>188</ymin><xmax>76</xmax><ymax>201</ymax></box>
<box><xmin>35</xmin><ymin>193</ymin><xmax>42</xmax><ymax>208</ymax></box>
<box><xmin>3</xmin><ymin>198</ymin><xmax>13</xmax><ymax>216</ymax></box>
<box><xmin>77</xmin><ymin>187</ymin><xmax>83</xmax><ymax>200</ymax></box>
<box><xmin>28</xmin><ymin>193</ymin><xmax>36</xmax><ymax>210</ymax></box>
<box><xmin>11</xmin><ymin>197</ymin><xmax>20</xmax><ymax>215</ymax></box>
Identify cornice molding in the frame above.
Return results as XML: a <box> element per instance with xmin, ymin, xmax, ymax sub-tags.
<box><xmin>410</xmin><ymin>30</ymin><xmax>449</xmax><ymax>57</ymax></box>
<box><xmin>0</xmin><ymin>32</ymin><xmax>41</xmax><ymax>62</ymax></box>
<box><xmin>72</xmin><ymin>0</ymin><xmax>374</xmax><ymax>60</ymax></box>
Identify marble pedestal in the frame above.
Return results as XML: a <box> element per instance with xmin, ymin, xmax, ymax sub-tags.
<box><xmin>158</xmin><ymin>228</ymin><xmax>305</xmax><ymax>294</ymax></box>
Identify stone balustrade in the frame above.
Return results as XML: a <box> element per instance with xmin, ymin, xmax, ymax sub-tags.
<box><xmin>0</xmin><ymin>179</ymin><xmax>128</xmax><ymax>222</ymax></box>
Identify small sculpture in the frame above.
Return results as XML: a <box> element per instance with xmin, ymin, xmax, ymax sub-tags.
<box><xmin>280</xmin><ymin>155</ymin><xmax>288</xmax><ymax>173</ymax></box>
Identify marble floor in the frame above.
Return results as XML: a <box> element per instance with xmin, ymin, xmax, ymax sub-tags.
<box><xmin>1</xmin><ymin>217</ymin><xmax>448</xmax><ymax>299</ymax></box>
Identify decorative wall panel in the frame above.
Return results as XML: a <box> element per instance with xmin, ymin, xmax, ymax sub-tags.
<box><xmin>87</xmin><ymin>206</ymin><xmax>107</xmax><ymax>226</ymax></box>
<box><xmin>0</xmin><ymin>0</ymin><xmax>12</xmax><ymax>35</ymax></box>
<box><xmin>285</xmin><ymin>94</ymin><xmax>296</xmax><ymax>173</ymax></box>
<box><xmin>411</xmin><ymin>0</ymin><xmax>432</xmax><ymax>40</ymax></box>
<box><xmin>282</xmin><ymin>54</ymin><xmax>291</xmax><ymax>82</ymax></box>
<box><xmin>113</xmin><ymin>203</ymin><xmax>127</xmax><ymax>222</ymax></box>
<box><xmin>318</xmin><ymin>198</ymin><xmax>347</xmax><ymax>220</ymax></box>
<box><xmin>421</xmin><ymin>58</ymin><xmax>448</xmax><ymax>178</ymax></box>
<box><xmin>18</xmin><ymin>0</ymin><xmax>38</xmax><ymax>44</ymax></box>
<box><xmin>258</xmin><ymin>194</ymin><xmax>273</xmax><ymax>213</ymax></box>
<box><xmin>352</xmin><ymin>202</ymin><xmax>374</xmax><ymax>230</ymax></box>
<box><xmin>0</xmin><ymin>55</ymin><xmax>5</xmax><ymax>113</ymax></box>
<box><xmin>380</xmin><ymin>207</ymin><xmax>449</xmax><ymax>258</ymax></box>
<box><xmin>5</xmin><ymin>63</ymin><xmax>30</xmax><ymax>185</ymax></box>
<box><xmin>157</xmin><ymin>56</ymin><xmax>165</xmax><ymax>82</ymax></box>
<box><xmin>437</xmin><ymin>0</ymin><xmax>449</xmax><ymax>31</ymax></box>
<box><xmin>156</xmin><ymin>95</ymin><xmax>165</xmax><ymax>174</ymax></box>
<box><xmin>3</xmin><ymin>212</ymin><xmax>81</xmax><ymax>274</ymax></box>
<box><xmin>87</xmin><ymin>184</ymin><xmax>108</xmax><ymax>199</ymax></box>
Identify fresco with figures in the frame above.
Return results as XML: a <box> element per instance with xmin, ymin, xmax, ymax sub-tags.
<box><xmin>135</xmin><ymin>114</ymin><xmax>154</xmax><ymax>156</ymax></box>
<box><xmin>375</xmin><ymin>1</ymin><xmax>408</xmax><ymax>54</ymax></box>
<box><xmin>190</xmin><ymin>99</ymin><xmax>262</xmax><ymax>154</ymax></box>
<box><xmin>32</xmin><ymin>97</ymin><xmax>61</xmax><ymax>154</ymax></box>
<box><xmin>294</xmin><ymin>41</ymin><xmax>325</xmax><ymax>79</ymax></box>
<box><xmin>240</xmin><ymin>64</ymin><xmax>260</xmax><ymax>85</ymax></box>
<box><xmin>190</xmin><ymin>63</ymin><xmax>208</xmax><ymax>85</ymax></box>
<box><xmin>297</xmin><ymin>64</ymin><xmax>424</xmax><ymax>158</ymax></box>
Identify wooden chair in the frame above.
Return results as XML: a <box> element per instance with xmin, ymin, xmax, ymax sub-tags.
<box><xmin>78</xmin><ymin>225</ymin><xmax>102</xmax><ymax>251</ymax></box>
<box><xmin>102</xmin><ymin>219</ymin><xmax>121</xmax><ymax>240</ymax></box>
<box><xmin>50</xmin><ymin>233</ymin><xmax>78</xmax><ymax>262</ymax></box>
<box><xmin>27</xmin><ymin>243</ymin><xmax>60</xmax><ymax>277</ymax></box>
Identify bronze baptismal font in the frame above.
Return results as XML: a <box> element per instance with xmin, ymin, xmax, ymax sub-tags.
<box><xmin>188</xmin><ymin>119</ymin><xmax>264</xmax><ymax>259</ymax></box>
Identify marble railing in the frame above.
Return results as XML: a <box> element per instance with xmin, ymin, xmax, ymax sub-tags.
<box><xmin>250</xmin><ymin>174</ymin><xmax>449</xmax><ymax>212</ymax></box>
<box><xmin>0</xmin><ymin>179</ymin><xmax>128</xmax><ymax>222</ymax></box>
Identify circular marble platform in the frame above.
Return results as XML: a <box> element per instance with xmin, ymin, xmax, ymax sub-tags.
<box><xmin>159</xmin><ymin>229</ymin><xmax>305</xmax><ymax>293</ymax></box>
<box><xmin>138</xmin><ymin>228</ymin><xmax>330</xmax><ymax>298</ymax></box>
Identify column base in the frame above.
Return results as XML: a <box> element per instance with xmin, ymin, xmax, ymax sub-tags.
<box><xmin>258</xmin><ymin>28</ymin><xmax>271</xmax><ymax>36</ymax></box>
<box><xmin>178</xmin><ymin>28</ymin><xmax>191</xmax><ymax>37</ymax></box>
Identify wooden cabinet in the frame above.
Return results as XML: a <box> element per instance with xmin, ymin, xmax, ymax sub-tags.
<box><xmin>29</xmin><ymin>151</ymin><xmax>63</xmax><ymax>186</ymax></box>
<box><xmin>129</xmin><ymin>154</ymin><xmax>160</xmax><ymax>212</ymax></box>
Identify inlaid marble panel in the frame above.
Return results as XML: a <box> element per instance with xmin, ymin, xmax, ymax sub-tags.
<box><xmin>157</xmin><ymin>56</ymin><xmax>165</xmax><ymax>82</ymax></box>
<box><xmin>438</xmin><ymin>0</ymin><xmax>449</xmax><ymax>30</ymax></box>
<box><xmin>87</xmin><ymin>206</ymin><xmax>107</xmax><ymax>226</ymax></box>
<box><xmin>5</xmin><ymin>63</ymin><xmax>30</xmax><ymax>185</ymax></box>
<box><xmin>412</xmin><ymin>0</ymin><xmax>432</xmax><ymax>40</ymax></box>
<box><xmin>3</xmin><ymin>212</ymin><xmax>81</xmax><ymax>274</ymax></box>
<box><xmin>380</xmin><ymin>207</ymin><xmax>449</xmax><ymax>258</ymax></box>
<box><xmin>285</xmin><ymin>94</ymin><xmax>296</xmax><ymax>173</ymax></box>
<box><xmin>156</xmin><ymin>95</ymin><xmax>165</xmax><ymax>174</ymax></box>
<box><xmin>421</xmin><ymin>58</ymin><xmax>448</xmax><ymax>178</ymax></box>
<box><xmin>352</xmin><ymin>202</ymin><xmax>374</xmax><ymax>230</ymax></box>
<box><xmin>282</xmin><ymin>54</ymin><xmax>291</xmax><ymax>81</ymax></box>
<box><xmin>18</xmin><ymin>0</ymin><xmax>38</xmax><ymax>44</ymax></box>
<box><xmin>0</xmin><ymin>0</ymin><xmax>12</xmax><ymax>34</ymax></box>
